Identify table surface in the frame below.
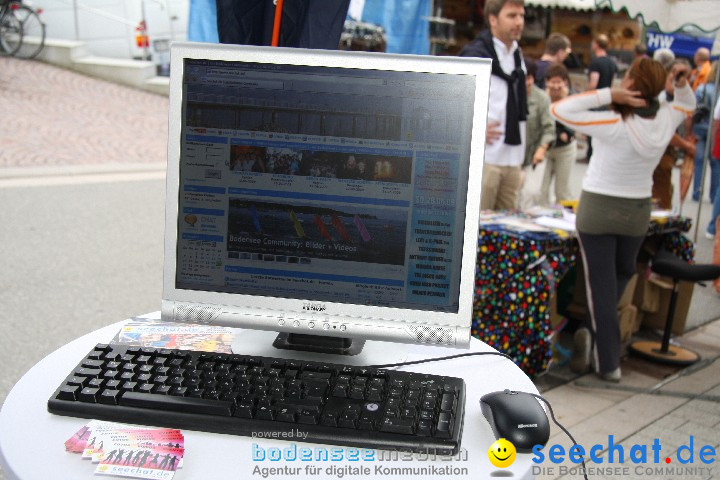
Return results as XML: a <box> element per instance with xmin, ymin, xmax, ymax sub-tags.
<box><xmin>0</xmin><ymin>315</ymin><xmax>539</xmax><ymax>480</ymax></box>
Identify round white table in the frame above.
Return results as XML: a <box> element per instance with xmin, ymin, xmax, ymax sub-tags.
<box><xmin>0</xmin><ymin>316</ymin><xmax>539</xmax><ymax>479</ymax></box>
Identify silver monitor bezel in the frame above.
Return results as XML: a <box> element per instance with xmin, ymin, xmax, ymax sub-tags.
<box><xmin>162</xmin><ymin>42</ymin><xmax>491</xmax><ymax>348</ymax></box>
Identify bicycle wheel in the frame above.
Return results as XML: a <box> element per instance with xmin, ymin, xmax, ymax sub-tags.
<box><xmin>12</xmin><ymin>3</ymin><xmax>45</xmax><ymax>59</ymax></box>
<box><xmin>0</xmin><ymin>10</ymin><xmax>22</xmax><ymax>56</ymax></box>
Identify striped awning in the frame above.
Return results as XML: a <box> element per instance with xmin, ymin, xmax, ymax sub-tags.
<box><xmin>524</xmin><ymin>0</ymin><xmax>597</xmax><ymax>10</ymax></box>
<box><xmin>597</xmin><ymin>0</ymin><xmax>720</xmax><ymax>32</ymax></box>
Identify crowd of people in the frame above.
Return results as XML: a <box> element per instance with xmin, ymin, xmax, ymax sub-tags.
<box><xmin>460</xmin><ymin>0</ymin><xmax>718</xmax><ymax>382</ymax></box>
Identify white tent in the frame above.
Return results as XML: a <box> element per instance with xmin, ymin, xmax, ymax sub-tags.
<box><xmin>597</xmin><ymin>0</ymin><xmax>720</xmax><ymax>33</ymax></box>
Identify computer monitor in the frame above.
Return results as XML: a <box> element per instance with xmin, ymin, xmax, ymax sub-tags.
<box><xmin>161</xmin><ymin>43</ymin><xmax>490</xmax><ymax>356</ymax></box>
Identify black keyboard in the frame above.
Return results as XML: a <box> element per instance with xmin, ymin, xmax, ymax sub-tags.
<box><xmin>48</xmin><ymin>344</ymin><xmax>466</xmax><ymax>455</ymax></box>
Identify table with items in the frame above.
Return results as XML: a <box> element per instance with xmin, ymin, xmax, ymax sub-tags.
<box><xmin>472</xmin><ymin>211</ymin><xmax>694</xmax><ymax>378</ymax></box>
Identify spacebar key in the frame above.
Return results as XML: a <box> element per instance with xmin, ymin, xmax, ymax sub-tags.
<box><xmin>120</xmin><ymin>392</ymin><xmax>234</xmax><ymax>416</ymax></box>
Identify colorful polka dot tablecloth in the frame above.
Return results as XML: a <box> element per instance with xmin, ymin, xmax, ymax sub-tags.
<box><xmin>473</xmin><ymin>214</ymin><xmax>693</xmax><ymax>378</ymax></box>
<box><xmin>473</xmin><ymin>222</ymin><xmax>577</xmax><ymax>377</ymax></box>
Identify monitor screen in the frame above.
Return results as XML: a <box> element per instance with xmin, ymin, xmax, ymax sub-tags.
<box><xmin>177</xmin><ymin>58</ymin><xmax>474</xmax><ymax>313</ymax></box>
<box><xmin>163</xmin><ymin>44</ymin><xmax>490</xmax><ymax>348</ymax></box>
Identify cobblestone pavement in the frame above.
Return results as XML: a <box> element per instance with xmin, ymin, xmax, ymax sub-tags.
<box><xmin>0</xmin><ymin>57</ymin><xmax>168</xmax><ymax>168</ymax></box>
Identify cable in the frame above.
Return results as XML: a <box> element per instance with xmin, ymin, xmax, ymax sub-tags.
<box><xmin>528</xmin><ymin>392</ymin><xmax>588</xmax><ymax>480</ymax></box>
<box><xmin>367</xmin><ymin>351</ymin><xmax>515</xmax><ymax>369</ymax></box>
<box><xmin>368</xmin><ymin>352</ymin><xmax>589</xmax><ymax>480</ymax></box>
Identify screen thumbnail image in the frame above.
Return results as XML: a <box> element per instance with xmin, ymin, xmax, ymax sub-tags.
<box><xmin>229</xmin><ymin>145</ymin><xmax>267</xmax><ymax>172</ymax></box>
<box><xmin>229</xmin><ymin>143</ymin><xmax>412</xmax><ymax>184</ymax></box>
<box><xmin>227</xmin><ymin>199</ymin><xmax>407</xmax><ymax>265</ymax></box>
<box><xmin>298</xmin><ymin>150</ymin><xmax>412</xmax><ymax>183</ymax></box>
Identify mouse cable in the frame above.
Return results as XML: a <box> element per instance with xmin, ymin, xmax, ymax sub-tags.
<box><xmin>369</xmin><ymin>352</ymin><xmax>590</xmax><ymax>480</ymax></box>
<box><xmin>526</xmin><ymin>392</ymin><xmax>588</xmax><ymax>480</ymax></box>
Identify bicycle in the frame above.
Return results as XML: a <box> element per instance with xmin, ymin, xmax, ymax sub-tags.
<box><xmin>0</xmin><ymin>0</ymin><xmax>22</xmax><ymax>56</ymax></box>
<box><xmin>0</xmin><ymin>0</ymin><xmax>45</xmax><ymax>59</ymax></box>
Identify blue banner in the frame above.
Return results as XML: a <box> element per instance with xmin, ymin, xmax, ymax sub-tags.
<box><xmin>646</xmin><ymin>31</ymin><xmax>717</xmax><ymax>60</ymax></box>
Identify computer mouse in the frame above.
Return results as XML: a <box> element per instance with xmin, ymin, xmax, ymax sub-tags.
<box><xmin>480</xmin><ymin>389</ymin><xmax>550</xmax><ymax>453</ymax></box>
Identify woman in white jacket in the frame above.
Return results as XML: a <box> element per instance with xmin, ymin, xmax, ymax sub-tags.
<box><xmin>550</xmin><ymin>57</ymin><xmax>696</xmax><ymax>381</ymax></box>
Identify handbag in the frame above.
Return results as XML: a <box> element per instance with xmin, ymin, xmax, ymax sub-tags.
<box><xmin>713</xmin><ymin>119</ymin><xmax>720</xmax><ymax>159</ymax></box>
<box><xmin>692</xmin><ymin>85</ymin><xmax>711</xmax><ymax>125</ymax></box>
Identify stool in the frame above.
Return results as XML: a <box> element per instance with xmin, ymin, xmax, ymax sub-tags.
<box><xmin>629</xmin><ymin>250</ymin><xmax>720</xmax><ymax>365</ymax></box>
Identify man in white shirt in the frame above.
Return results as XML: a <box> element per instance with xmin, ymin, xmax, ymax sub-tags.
<box><xmin>459</xmin><ymin>0</ymin><xmax>527</xmax><ymax>210</ymax></box>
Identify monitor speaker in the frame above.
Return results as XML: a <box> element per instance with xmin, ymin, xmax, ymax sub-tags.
<box><xmin>408</xmin><ymin>325</ymin><xmax>454</xmax><ymax>345</ymax></box>
<box><xmin>174</xmin><ymin>304</ymin><xmax>222</xmax><ymax>324</ymax></box>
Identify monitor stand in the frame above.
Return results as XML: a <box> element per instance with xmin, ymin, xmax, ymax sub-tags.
<box><xmin>272</xmin><ymin>333</ymin><xmax>365</xmax><ymax>356</ymax></box>
<box><xmin>230</xmin><ymin>329</ymin><xmax>409</xmax><ymax>366</ymax></box>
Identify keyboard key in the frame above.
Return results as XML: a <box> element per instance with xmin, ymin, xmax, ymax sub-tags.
<box><xmin>120</xmin><ymin>392</ymin><xmax>234</xmax><ymax>416</ymax></box>
<box><xmin>305</xmin><ymin>384</ymin><xmax>327</xmax><ymax>397</ymax></box>
<box><xmin>172</xmin><ymin>387</ymin><xmax>189</xmax><ymax>397</ymax></box>
<box><xmin>121</xmin><ymin>381</ymin><xmax>138</xmax><ymax>392</ymax></box>
<box><xmin>298</xmin><ymin>410</ymin><xmax>318</xmax><ymax>425</ymax></box>
<box><xmin>435</xmin><ymin>412</ymin><xmax>452</xmax><ymax>438</ymax></box>
<box><xmin>321</xmin><ymin>412</ymin><xmax>338</xmax><ymax>427</ymax></box>
<box><xmin>88</xmin><ymin>378</ymin><xmax>105</xmax><ymax>389</ymax></box>
<box><xmin>78</xmin><ymin>387</ymin><xmax>99</xmax><ymax>403</ymax></box>
<box><xmin>155</xmin><ymin>385</ymin><xmax>172</xmax><ymax>395</ymax></box>
<box><xmin>401</xmin><ymin>408</ymin><xmax>417</xmax><ymax>419</ymax></box>
<box><xmin>442</xmin><ymin>384</ymin><xmax>456</xmax><ymax>394</ymax></box>
<box><xmin>277</xmin><ymin>408</ymin><xmax>296</xmax><ymax>423</ymax></box>
<box><xmin>301</xmin><ymin>371</ymin><xmax>331</xmax><ymax>382</ymax></box>
<box><xmin>332</xmin><ymin>385</ymin><xmax>348</xmax><ymax>398</ymax></box>
<box><xmin>339</xmin><ymin>412</ymin><xmax>357</xmax><ymax>428</ymax></box>
<box><xmin>440</xmin><ymin>393</ymin><xmax>455</xmax><ymax>412</ymax></box>
<box><xmin>358</xmin><ymin>414</ymin><xmax>375</xmax><ymax>430</ymax></box>
<box><xmin>74</xmin><ymin>368</ymin><xmax>101</xmax><ymax>378</ymax></box>
<box><xmin>234</xmin><ymin>402</ymin><xmax>255</xmax><ymax>418</ymax></box>
<box><xmin>366</xmin><ymin>388</ymin><xmax>383</xmax><ymax>402</ymax></box>
<box><xmin>388</xmin><ymin>388</ymin><xmax>403</xmax><ymax>398</ymax></box>
<box><xmin>417</xmin><ymin>420</ymin><xmax>432</xmax><ymax>436</ymax></box>
<box><xmin>66</xmin><ymin>376</ymin><xmax>88</xmax><ymax>387</ymax></box>
<box><xmin>82</xmin><ymin>359</ymin><xmax>104</xmax><ymax>369</ymax></box>
<box><xmin>105</xmin><ymin>380</ymin><xmax>121</xmax><ymax>390</ymax></box>
<box><xmin>98</xmin><ymin>389</ymin><xmax>122</xmax><ymax>405</ymax></box>
<box><xmin>380</xmin><ymin>417</ymin><xmax>414</xmax><ymax>435</ymax></box>
<box><xmin>256</xmin><ymin>406</ymin><xmax>275</xmax><ymax>420</ymax></box>
<box><xmin>57</xmin><ymin>385</ymin><xmax>80</xmax><ymax>401</ymax></box>
<box><xmin>349</xmin><ymin>387</ymin><xmax>365</xmax><ymax>400</ymax></box>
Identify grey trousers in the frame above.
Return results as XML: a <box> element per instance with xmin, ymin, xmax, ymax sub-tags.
<box><xmin>539</xmin><ymin>141</ymin><xmax>577</xmax><ymax>206</ymax></box>
<box><xmin>577</xmin><ymin>231</ymin><xmax>645</xmax><ymax>374</ymax></box>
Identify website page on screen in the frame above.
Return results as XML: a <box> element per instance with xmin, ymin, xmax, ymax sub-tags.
<box><xmin>176</xmin><ymin>58</ymin><xmax>476</xmax><ymax>313</ymax></box>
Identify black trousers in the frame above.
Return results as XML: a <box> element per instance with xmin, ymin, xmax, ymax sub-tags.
<box><xmin>577</xmin><ymin>231</ymin><xmax>645</xmax><ymax>373</ymax></box>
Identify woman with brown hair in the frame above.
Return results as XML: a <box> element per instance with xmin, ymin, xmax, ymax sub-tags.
<box><xmin>539</xmin><ymin>62</ymin><xmax>576</xmax><ymax>206</ymax></box>
<box><xmin>550</xmin><ymin>57</ymin><xmax>696</xmax><ymax>381</ymax></box>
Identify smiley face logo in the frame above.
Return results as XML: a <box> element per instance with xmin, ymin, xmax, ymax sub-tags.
<box><xmin>488</xmin><ymin>438</ymin><xmax>516</xmax><ymax>468</ymax></box>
